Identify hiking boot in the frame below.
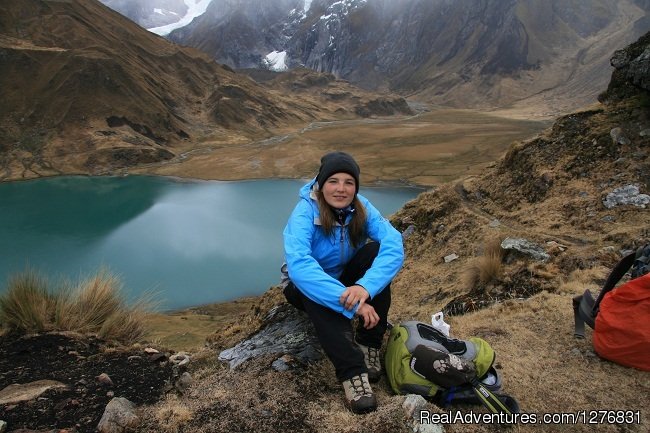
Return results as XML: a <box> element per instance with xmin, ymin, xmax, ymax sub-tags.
<box><xmin>342</xmin><ymin>373</ymin><xmax>377</xmax><ymax>414</ymax></box>
<box><xmin>357</xmin><ymin>343</ymin><xmax>382</xmax><ymax>382</ymax></box>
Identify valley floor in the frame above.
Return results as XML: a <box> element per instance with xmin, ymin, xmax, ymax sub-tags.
<box><xmin>128</xmin><ymin>108</ymin><xmax>550</xmax><ymax>187</ymax></box>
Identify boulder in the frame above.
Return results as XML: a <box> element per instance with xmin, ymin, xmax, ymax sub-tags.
<box><xmin>96</xmin><ymin>373</ymin><xmax>114</xmax><ymax>387</ymax></box>
<box><xmin>627</xmin><ymin>46</ymin><xmax>650</xmax><ymax>90</ymax></box>
<box><xmin>170</xmin><ymin>352</ymin><xmax>191</xmax><ymax>367</ymax></box>
<box><xmin>603</xmin><ymin>185</ymin><xmax>650</xmax><ymax>209</ymax></box>
<box><xmin>0</xmin><ymin>380</ymin><xmax>68</xmax><ymax>405</ymax></box>
<box><xmin>402</xmin><ymin>225</ymin><xmax>416</xmax><ymax>239</ymax></box>
<box><xmin>97</xmin><ymin>397</ymin><xmax>140</xmax><ymax>433</ymax></box>
<box><xmin>403</xmin><ymin>394</ymin><xmax>445</xmax><ymax>433</ymax></box>
<box><xmin>610</xmin><ymin>127</ymin><xmax>631</xmax><ymax>145</ymax></box>
<box><xmin>174</xmin><ymin>372</ymin><xmax>193</xmax><ymax>394</ymax></box>
<box><xmin>501</xmin><ymin>238</ymin><xmax>550</xmax><ymax>262</ymax></box>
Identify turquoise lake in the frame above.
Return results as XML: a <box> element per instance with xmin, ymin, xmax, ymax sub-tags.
<box><xmin>0</xmin><ymin>176</ymin><xmax>423</xmax><ymax>311</ymax></box>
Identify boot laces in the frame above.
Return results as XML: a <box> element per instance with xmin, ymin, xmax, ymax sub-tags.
<box><xmin>349</xmin><ymin>375</ymin><xmax>372</xmax><ymax>398</ymax></box>
<box><xmin>366</xmin><ymin>346</ymin><xmax>380</xmax><ymax>370</ymax></box>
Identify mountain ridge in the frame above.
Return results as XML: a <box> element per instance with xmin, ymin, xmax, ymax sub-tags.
<box><xmin>162</xmin><ymin>0</ymin><xmax>649</xmax><ymax>116</ymax></box>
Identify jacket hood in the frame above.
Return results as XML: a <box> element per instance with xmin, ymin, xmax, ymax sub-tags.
<box><xmin>299</xmin><ymin>178</ymin><xmax>318</xmax><ymax>201</ymax></box>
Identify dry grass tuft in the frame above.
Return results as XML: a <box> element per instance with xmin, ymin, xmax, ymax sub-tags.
<box><xmin>0</xmin><ymin>270</ymin><xmax>54</xmax><ymax>333</ymax></box>
<box><xmin>462</xmin><ymin>263</ymin><xmax>482</xmax><ymax>291</ymax></box>
<box><xmin>480</xmin><ymin>237</ymin><xmax>505</xmax><ymax>282</ymax></box>
<box><xmin>0</xmin><ymin>268</ymin><xmax>153</xmax><ymax>344</ymax></box>
<box><xmin>55</xmin><ymin>270</ymin><xmax>123</xmax><ymax>333</ymax></box>
<box><xmin>464</xmin><ymin>237</ymin><xmax>505</xmax><ymax>292</ymax></box>
<box><xmin>154</xmin><ymin>396</ymin><xmax>194</xmax><ymax>433</ymax></box>
<box><xmin>97</xmin><ymin>298</ymin><xmax>152</xmax><ymax>344</ymax></box>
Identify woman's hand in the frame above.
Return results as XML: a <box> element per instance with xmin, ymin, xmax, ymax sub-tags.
<box><xmin>340</xmin><ymin>284</ymin><xmax>369</xmax><ymax>311</ymax></box>
<box><xmin>355</xmin><ymin>304</ymin><xmax>379</xmax><ymax>329</ymax></box>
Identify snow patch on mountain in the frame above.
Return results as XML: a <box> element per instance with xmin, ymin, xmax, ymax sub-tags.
<box><xmin>264</xmin><ymin>51</ymin><xmax>289</xmax><ymax>71</ymax></box>
<box><xmin>154</xmin><ymin>8</ymin><xmax>179</xmax><ymax>16</ymax></box>
<box><xmin>316</xmin><ymin>0</ymin><xmax>366</xmax><ymax>27</ymax></box>
<box><xmin>148</xmin><ymin>0</ymin><xmax>213</xmax><ymax>36</ymax></box>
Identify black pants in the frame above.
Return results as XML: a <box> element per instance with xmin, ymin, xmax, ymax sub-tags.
<box><xmin>283</xmin><ymin>241</ymin><xmax>392</xmax><ymax>381</ymax></box>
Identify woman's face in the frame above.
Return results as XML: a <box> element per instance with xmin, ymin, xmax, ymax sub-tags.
<box><xmin>321</xmin><ymin>172</ymin><xmax>356</xmax><ymax>209</ymax></box>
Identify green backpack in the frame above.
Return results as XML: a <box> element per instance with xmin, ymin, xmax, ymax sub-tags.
<box><xmin>385</xmin><ymin>321</ymin><xmax>518</xmax><ymax>414</ymax></box>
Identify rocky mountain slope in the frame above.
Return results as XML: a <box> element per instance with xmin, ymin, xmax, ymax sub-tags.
<box><xmin>100</xmin><ymin>0</ymin><xmax>188</xmax><ymax>29</ymax></box>
<box><xmin>1</xmin><ymin>31</ymin><xmax>648</xmax><ymax>433</ymax></box>
<box><xmin>166</xmin><ymin>0</ymin><xmax>649</xmax><ymax>115</ymax></box>
<box><xmin>168</xmin><ymin>0</ymin><xmax>305</xmax><ymax>68</ymax></box>
<box><xmin>0</xmin><ymin>0</ymin><xmax>411</xmax><ymax>181</ymax></box>
<box><xmin>390</xmin><ymin>31</ymin><xmax>650</xmax><ymax>316</ymax></box>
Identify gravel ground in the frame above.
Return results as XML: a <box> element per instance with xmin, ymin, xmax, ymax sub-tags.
<box><xmin>0</xmin><ymin>332</ymin><xmax>177</xmax><ymax>433</ymax></box>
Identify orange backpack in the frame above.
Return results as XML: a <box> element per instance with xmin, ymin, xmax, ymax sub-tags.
<box><xmin>573</xmin><ymin>245</ymin><xmax>650</xmax><ymax>371</ymax></box>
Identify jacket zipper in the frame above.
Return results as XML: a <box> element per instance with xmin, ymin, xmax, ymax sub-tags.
<box><xmin>338</xmin><ymin>213</ymin><xmax>346</xmax><ymax>265</ymax></box>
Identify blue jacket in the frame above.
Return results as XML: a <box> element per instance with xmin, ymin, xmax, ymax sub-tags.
<box><xmin>283</xmin><ymin>178</ymin><xmax>404</xmax><ymax>318</ymax></box>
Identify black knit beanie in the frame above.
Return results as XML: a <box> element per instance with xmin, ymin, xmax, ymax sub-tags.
<box><xmin>317</xmin><ymin>151</ymin><xmax>360</xmax><ymax>193</ymax></box>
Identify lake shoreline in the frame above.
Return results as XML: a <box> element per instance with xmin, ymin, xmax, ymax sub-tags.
<box><xmin>1</xmin><ymin>171</ymin><xmax>433</xmax><ymax>190</ymax></box>
<box><xmin>144</xmin><ymin>293</ymin><xmax>271</xmax><ymax>351</ymax></box>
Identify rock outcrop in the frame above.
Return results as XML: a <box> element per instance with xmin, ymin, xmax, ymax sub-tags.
<box><xmin>219</xmin><ymin>303</ymin><xmax>322</xmax><ymax>370</ymax></box>
<box><xmin>168</xmin><ymin>0</ymin><xmax>304</xmax><ymax>70</ymax></box>
<box><xmin>600</xmin><ymin>31</ymin><xmax>650</xmax><ymax>102</ymax></box>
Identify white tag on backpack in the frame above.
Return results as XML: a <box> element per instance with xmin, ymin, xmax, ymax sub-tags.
<box><xmin>431</xmin><ymin>311</ymin><xmax>451</xmax><ymax>336</ymax></box>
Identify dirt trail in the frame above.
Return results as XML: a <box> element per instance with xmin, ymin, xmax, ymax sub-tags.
<box><xmin>453</xmin><ymin>180</ymin><xmax>592</xmax><ymax>247</ymax></box>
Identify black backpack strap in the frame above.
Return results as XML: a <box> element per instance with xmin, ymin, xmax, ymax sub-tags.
<box><xmin>593</xmin><ymin>251</ymin><xmax>637</xmax><ymax>308</ymax></box>
<box><xmin>573</xmin><ymin>250</ymin><xmax>636</xmax><ymax>338</ymax></box>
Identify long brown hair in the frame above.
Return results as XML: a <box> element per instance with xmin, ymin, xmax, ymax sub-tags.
<box><xmin>316</xmin><ymin>192</ymin><xmax>367</xmax><ymax>248</ymax></box>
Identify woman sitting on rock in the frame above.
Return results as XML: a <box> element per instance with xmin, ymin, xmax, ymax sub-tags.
<box><xmin>281</xmin><ymin>151</ymin><xmax>404</xmax><ymax>414</ymax></box>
